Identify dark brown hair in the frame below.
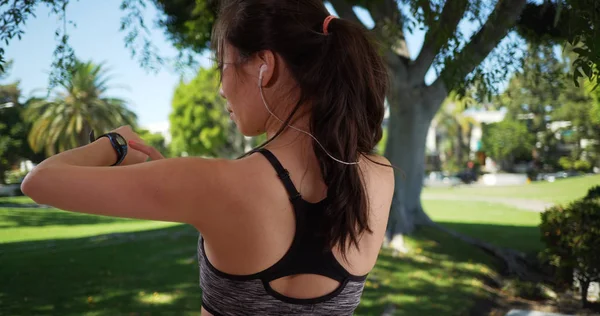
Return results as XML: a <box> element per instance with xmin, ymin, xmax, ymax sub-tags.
<box><xmin>212</xmin><ymin>0</ymin><xmax>389</xmax><ymax>257</ymax></box>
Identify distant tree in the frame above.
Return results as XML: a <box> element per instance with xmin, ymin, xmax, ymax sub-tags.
<box><xmin>516</xmin><ymin>0</ymin><xmax>600</xmax><ymax>88</ymax></box>
<box><xmin>481</xmin><ymin>118</ymin><xmax>534</xmax><ymax>171</ymax></box>
<box><xmin>501</xmin><ymin>45</ymin><xmax>567</xmax><ymax>166</ymax></box>
<box><xmin>136</xmin><ymin>128</ymin><xmax>170</xmax><ymax>158</ymax></box>
<box><xmin>435</xmin><ymin>91</ymin><xmax>478</xmax><ymax>172</ymax></box>
<box><xmin>0</xmin><ymin>63</ymin><xmax>45</xmax><ymax>183</ymax></box>
<box><xmin>0</xmin><ymin>82</ymin><xmax>25</xmax><ymax>183</ymax></box>
<box><xmin>553</xmin><ymin>89</ymin><xmax>596</xmax><ymax>163</ymax></box>
<box><xmin>24</xmin><ymin>60</ymin><xmax>137</xmax><ymax>156</ymax></box>
<box><xmin>501</xmin><ymin>45</ymin><xmax>599</xmax><ymax>168</ymax></box>
<box><xmin>169</xmin><ymin>67</ymin><xmax>240</xmax><ymax>158</ymax></box>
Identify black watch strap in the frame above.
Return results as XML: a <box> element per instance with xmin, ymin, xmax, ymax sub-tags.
<box><xmin>89</xmin><ymin>131</ymin><xmax>128</xmax><ymax>166</ymax></box>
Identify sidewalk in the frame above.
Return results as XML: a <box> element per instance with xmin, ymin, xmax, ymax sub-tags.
<box><xmin>421</xmin><ymin>194</ymin><xmax>554</xmax><ymax>212</ymax></box>
<box><xmin>505</xmin><ymin>309</ymin><xmax>573</xmax><ymax>316</ymax></box>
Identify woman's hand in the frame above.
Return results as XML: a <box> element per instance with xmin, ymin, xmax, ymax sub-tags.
<box><xmin>106</xmin><ymin>125</ymin><xmax>166</xmax><ymax>165</ymax></box>
<box><xmin>128</xmin><ymin>140</ymin><xmax>165</xmax><ymax>161</ymax></box>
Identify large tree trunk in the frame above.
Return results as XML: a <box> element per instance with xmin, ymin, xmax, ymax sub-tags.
<box><xmin>579</xmin><ymin>278</ymin><xmax>590</xmax><ymax>307</ymax></box>
<box><xmin>384</xmin><ymin>77</ymin><xmax>446</xmax><ymax>250</ymax></box>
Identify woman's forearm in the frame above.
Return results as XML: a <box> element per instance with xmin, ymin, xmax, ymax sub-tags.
<box><xmin>22</xmin><ymin>138</ymin><xmax>118</xmax><ymax>204</ymax></box>
<box><xmin>32</xmin><ymin>138</ymin><xmax>117</xmax><ymax>169</ymax></box>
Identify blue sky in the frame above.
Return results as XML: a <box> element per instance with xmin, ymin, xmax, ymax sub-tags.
<box><xmin>4</xmin><ymin>1</ymin><xmax>488</xmax><ymax>132</ymax></box>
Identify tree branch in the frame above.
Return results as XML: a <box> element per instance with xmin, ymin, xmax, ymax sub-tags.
<box><xmin>328</xmin><ymin>0</ymin><xmax>365</xmax><ymax>28</ymax></box>
<box><xmin>329</xmin><ymin>0</ymin><xmax>409</xmax><ymax>82</ymax></box>
<box><xmin>435</xmin><ymin>0</ymin><xmax>527</xmax><ymax>90</ymax></box>
<box><xmin>367</xmin><ymin>0</ymin><xmax>409</xmax><ymax>60</ymax></box>
<box><xmin>367</xmin><ymin>0</ymin><xmax>403</xmax><ymax>27</ymax></box>
<box><xmin>410</xmin><ymin>0</ymin><xmax>469</xmax><ymax>85</ymax></box>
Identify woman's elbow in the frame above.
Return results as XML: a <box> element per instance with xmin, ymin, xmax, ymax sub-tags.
<box><xmin>20</xmin><ymin>167</ymin><xmax>49</xmax><ymax>204</ymax></box>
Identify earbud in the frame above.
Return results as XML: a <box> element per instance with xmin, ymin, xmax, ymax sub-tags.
<box><xmin>258</xmin><ymin>64</ymin><xmax>267</xmax><ymax>87</ymax></box>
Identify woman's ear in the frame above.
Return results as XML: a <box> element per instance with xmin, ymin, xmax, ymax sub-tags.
<box><xmin>256</xmin><ymin>50</ymin><xmax>276</xmax><ymax>87</ymax></box>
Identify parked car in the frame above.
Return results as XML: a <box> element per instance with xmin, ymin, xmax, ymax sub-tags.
<box><xmin>424</xmin><ymin>171</ymin><xmax>462</xmax><ymax>187</ymax></box>
<box><xmin>0</xmin><ymin>179</ymin><xmax>24</xmax><ymax>197</ymax></box>
<box><xmin>454</xmin><ymin>169</ymin><xmax>478</xmax><ymax>184</ymax></box>
<box><xmin>538</xmin><ymin>171</ymin><xmax>582</xmax><ymax>182</ymax></box>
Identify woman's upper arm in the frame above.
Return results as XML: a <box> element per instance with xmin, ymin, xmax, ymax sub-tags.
<box><xmin>21</xmin><ymin>157</ymin><xmax>236</xmax><ymax>226</ymax></box>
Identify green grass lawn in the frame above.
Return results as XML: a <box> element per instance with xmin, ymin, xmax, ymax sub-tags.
<box><xmin>0</xmin><ymin>198</ymin><xmax>519</xmax><ymax>316</ymax></box>
<box><xmin>356</xmin><ymin>227</ymin><xmax>498</xmax><ymax>315</ymax></box>
<box><xmin>0</xmin><ymin>203</ymin><xmax>499</xmax><ymax>316</ymax></box>
<box><xmin>0</xmin><ymin>196</ymin><xmax>36</xmax><ymax>204</ymax></box>
<box><xmin>423</xmin><ymin>200</ymin><xmax>542</xmax><ymax>253</ymax></box>
<box><xmin>1</xmin><ymin>224</ymin><xmax>202</xmax><ymax>316</ymax></box>
<box><xmin>423</xmin><ymin>174</ymin><xmax>600</xmax><ymax>205</ymax></box>
<box><xmin>0</xmin><ymin>205</ymin><xmax>179</xmax><ymax>244</ymax></box>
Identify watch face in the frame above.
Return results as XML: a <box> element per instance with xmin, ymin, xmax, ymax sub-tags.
<box><xmin>114</xmin><ymin>134</ymin><xmax>127</xmax><ymax>146</ymax></box>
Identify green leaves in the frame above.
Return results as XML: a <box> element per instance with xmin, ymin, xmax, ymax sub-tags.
<box><xmin>0</xmin><ymin>79</ymin><xmax>37</xmax><ymax>183</ymax></box>
<box><xmin>168</xmin><ymin>67</ymin><xmax>234</xmax><ymax>158</ymax></box>
<box><xmin>481</xmin><ymin>118</ymin><xmax>533</xmax><ymax>163</ymax></box>
<box><xmin>516</xmin><ymin>0</ymin><xmax>600</xmax><ymax>89</ymax></box>
<box><xmin>539</xmin><ymin>195</ymin><xmax>600</xmax><ymax>304</ymax></box>
<box><xmin>136</xmin><ymin>128</ymin><xmax>169</xmax><ymax>158</ymax></box>
<box><xmin>24</xmin><ymin>59</ymin><xmax>137</xmax><ymax>156</ymax></box>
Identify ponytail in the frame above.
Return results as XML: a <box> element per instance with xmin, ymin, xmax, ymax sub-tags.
<box><xmin>213</xmin><ymin>0</ymin><xmax>389</xmax><ymax>258</ymax></box>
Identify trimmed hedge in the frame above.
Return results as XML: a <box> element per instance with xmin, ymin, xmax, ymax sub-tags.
<box><xmin>539</xmin><ymin>192</ymin><xmax>600</xmax><ymax>306</ymax></box>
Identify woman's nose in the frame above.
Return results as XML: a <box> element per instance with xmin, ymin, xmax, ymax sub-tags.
<box><xmin>219</xmin><ymin>87</ymin><xmax>226</xmax><ymax>99</ymax></box>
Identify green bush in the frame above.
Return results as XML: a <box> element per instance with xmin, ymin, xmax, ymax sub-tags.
<box><xmin>558</xmin><ymin>158</ymin><xmax>592</xmax><ymax>172</ymax></box>
<box><xmin>558</xmin><ymin>157</ymin><xmax>573</xmax><ymax>170</ymax></box>
<box><xmin>574</xmin><ymin>160</ymin><xmax>592</xmax><ymax>172</ymax></box>
<box><xmin>539</xmin><ymin>199</ymin><xmax>600</xmax><ymax>306</ymax></box>
<box><xmin>4</xmin><ymin>169</ymin><xmax>28</xmax><ymax>184</ymax></box>
<box><xmin>585</xmin><ymin>185</ymin><xmax>600</xmax><ymax>200</ymax></box>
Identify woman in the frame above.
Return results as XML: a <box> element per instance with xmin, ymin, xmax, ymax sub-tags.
<box><xmin>21</xmin><ymin>0</ymin><xmax>395</xmax><ymax>315</ymax></box>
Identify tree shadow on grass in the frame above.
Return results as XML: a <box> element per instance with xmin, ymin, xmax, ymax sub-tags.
<box><xmin>0</xmin><ymin>225</ymin><xmax>203</xmax><ymax>316</ymax></box>
<box><xmin>435</xmin><ymin>221</ymin><xmax>543</xmax><ymax>255</ymax></box>
<box><xmin>0</xmin><ymin>207</ymin><xmax>137</xmax><ymax>228</ymax></box>
<box><xmin>355</xmin><ymin>226</ymin><xmax>502</xmax><ymax>316</ymax></box>
<box><xmin>0</xmin><ymin>221</ymin><xmax>543</xmax><ymax>316</ymax></box>
<box><xmin>356</xmin><ymin>222</ymin><xmax>544</xmax><ymax>315</ymax></box>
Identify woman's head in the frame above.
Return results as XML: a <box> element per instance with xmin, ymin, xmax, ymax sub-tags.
<box><xmin>213</xmin><ymin>0</ymin><xmax>390</xmax><ymax>256</ymax></box>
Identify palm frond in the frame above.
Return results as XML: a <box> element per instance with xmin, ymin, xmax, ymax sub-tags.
<box><xmin>25</xmin><ymin>60</ymin><xmax>138</xmax><ymax>154</ymax></box>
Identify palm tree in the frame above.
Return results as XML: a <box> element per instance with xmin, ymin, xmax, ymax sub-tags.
<box><xmin>24</xmin><ymin>60</ymin><xmax>137</xmax><ymax>156</ymax></box>
<box><xmin>434</xmin><ymin>91</ymin><xmax>479</xmax><ymax>172</ymax></box>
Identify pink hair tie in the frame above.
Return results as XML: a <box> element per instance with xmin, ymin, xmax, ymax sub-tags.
<box><xmin>323</xmin><ymin>15</ymin><xmax>336</xmax><ymax>35</ymax></box>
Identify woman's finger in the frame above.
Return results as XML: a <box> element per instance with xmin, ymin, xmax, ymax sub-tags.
<box><xmin>128</xmin><ymin>140</ymin><xmax>165</xmax><ymax>160</ymax></box>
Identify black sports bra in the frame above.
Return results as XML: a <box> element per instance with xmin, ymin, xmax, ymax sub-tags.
<box><xmin>197</xmin><ymin>148</ymin><xmax>368</xmax><ymax>315</ymax></box>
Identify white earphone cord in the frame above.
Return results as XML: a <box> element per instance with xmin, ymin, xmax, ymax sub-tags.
<box><xmin>259</xmin><ymin>81</ymin><xmax>360</xmax><ymax>165</ymax></box>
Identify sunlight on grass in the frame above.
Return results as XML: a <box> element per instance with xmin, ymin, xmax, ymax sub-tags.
<box><xmin>423</xmin><ymin>200</ymin><xmax>541</xmax><ymax>226</ymax></box>
<box><xmin>0</xmin><ymin>207</ymin><xmax>179</xmax><ymax>243</ymax></box>
<box><xmin>355</xmin><ymin>227</ymin><xmax>498</xmax><ymax>316</ymax></box>
<box><xmin>136</xmin><ymin>291</ymin><xmax>180</xmax><ymax>305</ymax></box>
<box><xmin>423</xmin><ymin>174</ymin><xmax>599</xmax><ymax>204</ymax></box>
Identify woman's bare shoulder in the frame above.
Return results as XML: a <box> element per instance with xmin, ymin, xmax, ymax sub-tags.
<box><xmin>361</xmin><ymin>153</ymin><xmax>395</xmax><ymax>219</ymax></box>
<box><xmin>360</xmin><ymin>154</ymin><xmax>395</xmax><ymax>188</ymax></box>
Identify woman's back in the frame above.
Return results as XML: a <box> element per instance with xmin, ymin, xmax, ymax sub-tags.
<box><xmin>20</xmin><ymin>0</ymin><xmax>395</xmax><ymax>315</ymax></box>
<box><xmin>198</xmin><ymin>147</ymin><xmax>393</xmax><ymax>315</ymax></box>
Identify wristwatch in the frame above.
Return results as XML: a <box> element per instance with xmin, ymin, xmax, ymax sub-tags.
<box><xmin>89</xmin><ymin>130</ymin><xmax>128</xmax><ymax>166</ymax></box>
